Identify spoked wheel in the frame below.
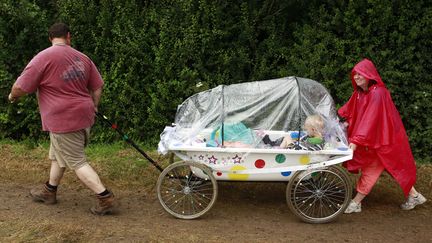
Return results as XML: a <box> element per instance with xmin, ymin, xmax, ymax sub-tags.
<box><xmin>157</xmin><ymin>161</ymin><xmax>218</xmax><ymax>219</ymax></box>
<box><xmin>286</xmin><ymin>165</ymin><xmax>352</xmax><ymax>224</ymax></box>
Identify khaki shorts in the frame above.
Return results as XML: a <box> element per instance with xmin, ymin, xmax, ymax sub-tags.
<box><xmin>49</xmin><ymin>128</ymin><xmax>91</xmax><ymax>170</ymax></box>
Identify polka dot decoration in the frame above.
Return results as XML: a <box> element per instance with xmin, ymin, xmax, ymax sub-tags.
<box><xmin>228</xmin><ymin>165</ymin><xmax>249</xmax><ymax>181</ymax></box>
<box><xmin>299</xmin><ymin>155</ymin><xmax>310</xmax><ymax>165</ymax></box>
<box><xmin>281</xmin><ymin>171</ymin><xmax>292</xmax><ymax>177</ymax></box>
<box><xmin>255</xmin><ymin>159</ymin><xmax>265</xmax><ymax>168</ymax></box>
<box><xmin>275</xmin><ymin>154</ymin><xmax>286</xmax><ymax>163</ymax></box>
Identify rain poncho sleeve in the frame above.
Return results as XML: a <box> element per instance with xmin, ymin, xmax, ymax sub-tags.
<box><xmin>338</xmin><ymin>58</ymin><xmax>416</xmax><ymax>196</ymax></box>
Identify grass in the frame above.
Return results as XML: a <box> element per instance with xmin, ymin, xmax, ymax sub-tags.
<box><xmin>1</xmin><ymin>139</ymin><xmax>431</xmax><ymax>190</ymax></box>
<box><xmin>0</xmin><ymin>140</ymin><xmax>171</xmax><ymax>192</ymax></box>
<box><xmin>0</xmin><ymin>220</ymin><xmax>89</xmax><ymax>242</ymax></box>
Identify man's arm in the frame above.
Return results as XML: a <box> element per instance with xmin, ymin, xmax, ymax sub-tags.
<box><xmin>8</xmin><ymin>83</ymin><xmax>27</xmax><ymax>103</ymax></box>
<box><xmin>90</xmin><ymin>87</ymin><xmax>102</xmax><ymax>112</ymax></box>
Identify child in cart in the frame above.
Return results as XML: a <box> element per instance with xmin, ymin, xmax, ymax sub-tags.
<box><xmin>206</xmin><ymin>122</ymin><xmax>258</xmax><ymax>148</ymax></box>
<box><xmin>261</xmin><ymin>114</ymin><xmax>326</xmax><ymax>150</ymax></box>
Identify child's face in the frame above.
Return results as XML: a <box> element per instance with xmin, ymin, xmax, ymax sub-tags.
<box><xmin>304</xmin><ymin>122</ymin><xmax>322</xmax><ymax>137</ymax></box>
<box><xmin>304</xmin><ymin>124</ymin><xmax>316</xmax><ymax>137</ymax></box>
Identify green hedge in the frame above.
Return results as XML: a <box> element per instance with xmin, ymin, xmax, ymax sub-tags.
<box><xmin>1</xmin><ymin>0</ymin><xmax>431</xmax><ymax>162</ymax></box>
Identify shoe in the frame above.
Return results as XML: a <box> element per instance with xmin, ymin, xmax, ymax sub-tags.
<box><xmin>401</xmin><ymin>193</ymin><xmax>427</xmax><ymax>210</ymax></box>
<box><xmin>344</xmin><ymin>200</ymin><xmax>361</xmax><ymax>214</ymax></box>
<box><xmin>30</xmin><ymin>184</ymin><xmax>57</xmax><ymax>204</ymax></box>
<box><xmin>90</xmin><ymin>190</ymin><xmax>118</xmax><ymax>215</ymax></box>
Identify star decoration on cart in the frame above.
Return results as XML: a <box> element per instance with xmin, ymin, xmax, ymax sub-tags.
<box><xmin>232</xmin><ymin>154</ymin><xmax>242</xmax><ymax>164</ymax></box>
<box><xmin>208</xmin><ymin>155</ymin><xmax>217</xmax><ymax>164</ymax></box>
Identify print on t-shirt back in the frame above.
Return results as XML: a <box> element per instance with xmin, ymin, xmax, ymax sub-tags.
<box><xmin>62</xmin><ymin>56</ymin><xmax>86</xmax><ymax>83</ymax></box>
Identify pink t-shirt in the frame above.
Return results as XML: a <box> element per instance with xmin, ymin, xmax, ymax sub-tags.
<box><xmin>15</xmin><ymin>44</ymin><xmax>104</xmax><ymax>133</ymax></box>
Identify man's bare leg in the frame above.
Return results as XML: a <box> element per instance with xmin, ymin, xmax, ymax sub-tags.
<box><xmin>49</xmin><ymin>160</ymin><xmax>65</xmax><ymax>186</ymax></box>
<box><xmin>75</xmin><ymin>164</ymin><xmax>106</xmax><ymax>193</ymax></box>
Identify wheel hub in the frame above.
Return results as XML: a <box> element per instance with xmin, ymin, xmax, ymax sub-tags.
<box><xmin>315</xmin><ymin>189</ymin><xmax>324</xmax><ymax>198</ymax></box>
<box><xmin>183</xmin><ymin>186</ymin><xmax>191</xmax><ymax>194</ymax></box>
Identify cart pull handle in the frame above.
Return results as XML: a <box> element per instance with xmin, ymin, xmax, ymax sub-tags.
<box><xmin>96</xmin><ymin>112</ymin><xmax>164</xmax><ymax>172</ymax></box>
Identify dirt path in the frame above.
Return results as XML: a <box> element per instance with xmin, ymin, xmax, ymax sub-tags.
<box><xmin>1</xmin><ymin>172</ymin><xmax>431</xmax><ymax>242</ymax></box>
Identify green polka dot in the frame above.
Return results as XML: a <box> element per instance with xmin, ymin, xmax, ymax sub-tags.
<box><xmin>275</xmin><ymin>154</ymin><xmax>286</xmax><ymax>163</ymax></box>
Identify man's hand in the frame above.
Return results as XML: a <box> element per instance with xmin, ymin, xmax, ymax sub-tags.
<box><xmin>349</xmin><ymin>143</ymin><xmax>357</xmax><ymax>151</ymax></box>
<box><xmin>9</xmin><ymin>84</ymin><xmax>26</xmax><ymax>103</ymax></box>
<box><xmin>90</xmin><ymin>87</ymin><xmax>102</xmax><ymax>113</ymax></box>
<box><xmin>8</xmin><ymin>93</ymin><xmax>17</xmax><ymax>103</ymax></box>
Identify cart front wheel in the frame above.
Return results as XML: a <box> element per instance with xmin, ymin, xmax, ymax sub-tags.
<box><xmin>157</xmin><ymin>161</ymin><xmax>218</xmax><ymax>219</ymax></box>
<box><xmin>286</xmin><ymin>165</ymin><xmax>352</xmax><ymax>224</ymax></box>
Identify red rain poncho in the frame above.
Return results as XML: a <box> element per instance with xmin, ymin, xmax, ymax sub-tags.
<box><xmin>338</xmin><ymin>59</ymin><xmax>416</xmax><ymax>196</ymax></box>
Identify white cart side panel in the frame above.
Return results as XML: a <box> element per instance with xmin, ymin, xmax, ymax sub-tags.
<box><xmin>172</xmin><ymin>147</ymin><xmax>352</xmax><ymax>181</ymax></box>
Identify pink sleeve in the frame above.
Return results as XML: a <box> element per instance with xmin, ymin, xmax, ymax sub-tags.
<box><xmin>88</xmin><ymin>61</ymin><xmax>104</xmax><ymax>91</ymax></box>
<box><xmin>15</xmin><ymin>58</ymin><xmax>44</xmax><ymax>93</ymax></box>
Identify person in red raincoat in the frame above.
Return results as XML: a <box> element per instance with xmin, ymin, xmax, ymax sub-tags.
<box><xmin>338</xmin><ymin>58</ymin><xmax>426</xmax><ymax>213</ymax></box>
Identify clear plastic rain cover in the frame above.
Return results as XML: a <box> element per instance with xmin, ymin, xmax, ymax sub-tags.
<box><xmin>158</xmin><ymin>77</ymin><xmax>348</xmax><ymax>156</ymax></box>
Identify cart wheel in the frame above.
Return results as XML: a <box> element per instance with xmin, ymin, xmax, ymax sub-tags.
<box><xmin>157</xmin><ymin>161</ymin><xmax>218</xmax><ymax>219</ymax></box>
<box><xmin>286</xmin><ymin>165</ymin><xmax>352</xmax><ymax>224</ymax></box>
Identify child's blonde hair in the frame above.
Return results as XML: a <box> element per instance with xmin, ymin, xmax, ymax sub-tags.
<box><xmin>304</xmin><ymin>114</ymin><xmax>324</xmax><ymax>137</ymax></box>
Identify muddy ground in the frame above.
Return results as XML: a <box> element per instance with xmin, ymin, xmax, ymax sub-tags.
<box><xmin>1</xmin><ymin>167</ymin><xmax>431</xmax><ymax>242</ymax></box>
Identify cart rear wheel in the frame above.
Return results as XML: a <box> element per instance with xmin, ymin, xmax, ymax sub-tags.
<box><xmin>157</xmin><ymin>161</ymin><xmax>218</xmax><ymax>219</ymax></box>
<box><xmin>286</xmin><ymin>165</ymin><xmax>352</xmax><ymax>223</ymax></box>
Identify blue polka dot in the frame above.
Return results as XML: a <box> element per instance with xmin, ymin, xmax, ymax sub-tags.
<box><xmin>281</xmin><ymin>171</ymin><xmax>292</xmax><ymax>177</ymax></box>
<box><xmin>337</xmin><ymin>147</ymin><xmax>349</xmax><ymax>151</ymax></box>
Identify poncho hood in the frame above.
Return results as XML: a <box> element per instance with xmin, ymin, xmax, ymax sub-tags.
<box><xmin>351</xmin><ymin>58</ymin><xmax>385</xmax><ymax>90</ymax></box>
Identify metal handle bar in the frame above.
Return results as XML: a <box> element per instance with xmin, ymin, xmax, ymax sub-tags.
<box><xmin>96</xmin><ymin>112</ymin><xmax>164</xmax><ymax>172</ymax></box>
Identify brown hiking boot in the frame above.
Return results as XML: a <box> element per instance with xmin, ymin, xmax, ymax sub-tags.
<box><xmin>90</xmin><ymin>191</ymin><xmax>118</xmax><ymax>215</ymax></box>
<box><xmin>30</xmin><ymin>184</ymin><xmax>57</xmax><ymax>204</ymax></box>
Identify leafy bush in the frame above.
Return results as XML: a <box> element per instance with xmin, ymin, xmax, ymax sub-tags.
<box><xmin>0</xmin><ymin>0</ymin><xmax>49</xmax><ymax>141</ymax></box>
<box><xmin>0</xmin><ymin>0</ymin><xmax>430</xmax><ymax>161</ymax></box>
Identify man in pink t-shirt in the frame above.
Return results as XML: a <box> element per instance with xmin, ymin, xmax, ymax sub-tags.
<box><xmin>8</xmin><ymin>23</ymin><xmax>117</xmax><ymax>215</ymax></box>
